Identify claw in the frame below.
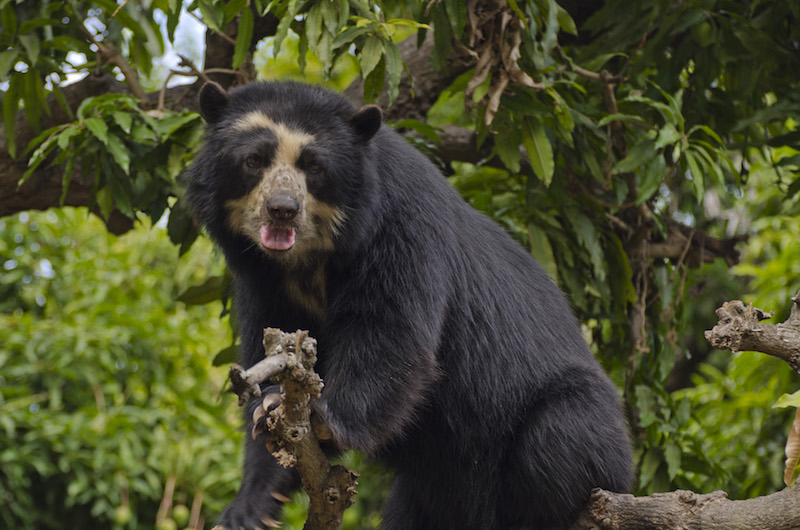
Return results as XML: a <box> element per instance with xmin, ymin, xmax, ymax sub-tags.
<box><xmin>261</xmin><ymin>516</ymin><xmax>282</xmax><ymax>528</ymax></box>
<box><xmin>271</xmin><ymin>491</ymin><xmax>292</xmax><ymax>503</ymax></box>
<box><xmin>262</xmin><ymin>393</ymin><xmax>281</xmax><ymax>412</ymax></box>
<box><xmin>253</xmin><ymin>404</ymin><xmax>267</xmax><ymax>424</ymax></box>
<box><xmin>252</xmin><ymin>422</ymin><xmax>265</xmax><ymax>440</ymax></box>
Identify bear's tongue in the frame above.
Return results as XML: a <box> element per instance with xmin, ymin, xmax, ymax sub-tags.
<box><xmin>260</xmin><ymin>225</ymin><xmax>296</xmax><ymax>250</ymax></box>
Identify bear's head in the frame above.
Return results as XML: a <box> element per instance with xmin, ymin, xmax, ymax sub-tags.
<box><xmin>189</xmin><ymin>81</ymin><xmax>383</xmax><ymax>267</ymax></box>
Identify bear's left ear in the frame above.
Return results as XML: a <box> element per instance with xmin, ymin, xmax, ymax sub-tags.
<box><xmin>349</xmin><ymin>105</ymin><xmax>382</xmax><ymax>143</ymax></box>
<box><xmin>199</xmin><ymin>82</ymin><xmax>230</xmax><ymax>124</ymax></box>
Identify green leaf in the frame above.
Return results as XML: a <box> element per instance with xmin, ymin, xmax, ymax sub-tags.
<box><xmin>273</xmin><ymin>0</ymin><xmax>298</xmax><ymax>57</ymax></box>
<box><xmin>305</xmin><ymin>2</ymin><xmax>323</xmax><ymax>47</ymax></box>
<box><xmin>383</xmin><ymin>40</ymin><xmax>403</xmax><ymax>105</ymax></box>
<box><xmin>167</xmin><ymin>199</ymin><xmax>199</xmax><ymax>254</ymax></box>
<box><xmin>507</xmin><ymin>0</ymin><xmax>526</xmax><ymax>27</ymax></box>
<box><xmin>1</xmin><ymin>4</ymin><xmax>17</xmax><ymax>37</ymax></box>
<box><xmin>336</xmin><ymin>0</ymin><xmax>349</xmax><ymax>30</ymax></box>
<box><xmin>18</xmin><ymin>17</ymin><xmax>59</xmax><ymax>34</ymax></box>
<box><xmin>153</xmin><ymin>111</ymin><xmax>201</xmax><ymax>138</ymax></box>
<box><xmin>320</xmin><ymin>0</ymin><xmax>339</xmax><ymax>36</ymax></box>
<box><xmin>636</xmin><ymin>154</ymin><xmax>666</xmax><ymax>205</ymax></box>
<box><xmin>522</xmin><ymin>117</ymin><xmax>555</xmax><ymax>186</ymax></box>
<box><xmin>106</xmin><ymin>133</ymin><xmax>130</xmax><ymax>174</ymax></box>
<box><xmin>613</xmin><ymin>141</ymin><xmax>657</xmax><ymax>175</ymax></box>
<box><xmin>96</xmin><ymin>185</ymin><xmax>114</xmax><ymax>220</ymax></box>
<box><xmin>687</xmin><ymin>124</ymin><xmax>724</xmax><ymax>146</ymax></box>
<box><xmin>0</xmin><ymin>49</ymin><xmax>18</xmax><ymax>77</ymax></box>
<box><xmin>392</xmin><ymin>119</ymin><xmax>440</xmax><ymax>143</ymax></box>
<box><xmin>664</xmin><ymin>442</ymin><xmax>682</xmax><ymax>480</ymax></box>
<box><xmin>213</xmin><ymin>344</ymin><xmax>238</xmax><ymax>365</ymax></box>
<box><xmin>232</xmin><ymin>5</ymin><xmax>253</xmax><ymax>69</ymax></box>
<box><xmin>20</xmin><ymin>128</ymin><xmax>61</xmax><ymax>185</ymax></box>
<box><xmin>359</xmin><ymin>35</ymin><xmax>383</xmax><ymax>79</ymax></box>
<box><xmin>222</xmin><ymin>0</ymin><xmax>248</xmax><ymax>24</ymax></box>
<box><xmin>639</xmin><ymin>447</ymin><xmax>662</xmax><ymax>488</ymax></box>
<box><xmin>20</xmin><ymin>71</ymin><xmax>43</xmax><ymax>127</ymax></box>
<box><xmin>683</xmin><ymin>150</ymin><xmax>704</xmax><ymax>199</ymax></box>
<box><xmin>363</xmin><ymin>55</ymin><xmax>385</xmax><ymax>105</ymax></box>
<box><xmin>775</xmin><ymin>391</ymin><xmax>800</xmax><ymax>409</ymax></box>
<box><xmin>104</xmin><ymin>157</ymin><xmax>133</xmax><ymax>216</ymax></box>
<box><xmin>385</xmin><ymin>18</ymin><xmax>431</xmax><ymax>30</ymax></box>
<box><xmin>178</xmin><ymin>275</ymin><xmax>227</xmax><ymax>305</ymax></box>
<box><xmin>112</xmin><ymin>111</ymin><xmax>133</xmax><ymax>134</ymax></box>
<box><xmin>56</xmin><ymin>124</ymin><xmax>80</xmax><ymax>151</ymax></box>
<box><xmin>567</xmin><ymin>207</ymin><xmax>606</xmax><ymax>282</ymax></box>
<box><xmin>654</xmin><ymin>123</ymin><xmax>681</xmax><ymax>150</ymax></box>
<box><xmin>332</xmin><ymin>24</ymin><xmax>372</xmax><ymax>48</ymax></box>
<box><xmin>528</xmin><ymin>223</ymin><xmax>557</xmax><ymax>280</ymax></box>
<box><xmin>196</xmin><ymin>0</ymin><xmax>222</xmax><ymax>32</ymax></box>
<box><xmin>442</xmin><ymin>0</ymin><xmax>466</xmax><ymax>38</ymax></box>
<box><xmin>494</xmin><ymin>131</ymin><xmax>521</xmax><ymax>174</ymax></box>
<box><xmin>84</xmin><ymin>118</ymin><xmax>109</xmax><ymax>145</ymax></box>
<box><xmin>555</xmin><ymin>4</ymin><xmax>578</xmax><ymax>35</ymax></box>
<box><xmin>60</xmin><ymin>153</ymin><xmax>78</xmax><ymax>206</ymax></box>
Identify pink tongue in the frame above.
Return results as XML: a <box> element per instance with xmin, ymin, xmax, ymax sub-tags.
<box><xmin>260</xmin><ymin>225</ymin><xmax>296</xmax><ymax>250</ymax></box>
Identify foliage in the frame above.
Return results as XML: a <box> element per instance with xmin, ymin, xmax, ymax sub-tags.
<box><xmin>2</xmin><ymin>0</ymin><xmax>800</xmax><ymax>526</ymax></box>
<box><xmin>0</xmin><ymin>208</ymin><xmax>239</xmax><ymax>528</ymax></box>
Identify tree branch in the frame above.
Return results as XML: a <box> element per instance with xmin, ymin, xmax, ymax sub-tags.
<box><xmin>704</xmin><ymin>291</ymin><xmax>800</xmax><ymax>376</ymax></box>
<box><xmin>570</xmin><ymin>486</ymin><xmax>800</xmax><ymax>530</ymax></box>
<box><xmin>229</xmin><ymin>329</ymin><xmax>357</xmax><ymax>530</ymax></box>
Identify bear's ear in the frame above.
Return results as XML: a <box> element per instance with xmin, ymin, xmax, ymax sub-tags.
<box><xmin>199</xmin><ymin>82</ymin><xmax>230</xmax><ymax>124</ymax></box>
<box><xmin>349</xmin><ymin>105</ymin><xmax>382</xmax><ymax>143</ymax></box>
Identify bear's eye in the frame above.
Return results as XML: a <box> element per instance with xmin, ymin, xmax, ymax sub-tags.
<box><xmin>306</xmin><ymin>161</ymin><xmax>323</xmax><ymax>175</ymax></box>
<box><xmin>244</xmin><ymin>155</ymin><xmax>260</xmax><ymax>169</ymax></box>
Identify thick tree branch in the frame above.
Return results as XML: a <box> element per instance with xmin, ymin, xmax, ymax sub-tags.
<box><xmin>570</xmin><ymin>486</ymin><xmax>800</xmax><ymax>530</ymax></box>
<box><xmin>705</xmin><ymin>291</ymin><xmax>800</xmax><ymax>376</ymax></box>
<box><xmin>229</xmin><ymin>329</ymin><xmax>357</xmax><ymax>530</ymax></box>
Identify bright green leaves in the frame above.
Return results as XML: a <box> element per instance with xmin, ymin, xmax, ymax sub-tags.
<box><xmin>0</xmin><ymin>209</ymin><xmax>237</xmax><ymax>528</ymax></box>
<box><xmin>1</xmin><ymin>0</ymin><xmax>180</xmax><ymax>159</ymax></box>
<box><xmin>21</xmin><ymin>94</ymin><xmax>202</xmax><ymax>227</ymax></box>
<box><xmin>259</xmin><ymin>1</ymin><xmax>426</xmax><ymax>106</ymax></box>
<box><xmin>327</xmin><ymin>13</ymin><xmax>426</xmax><ymax>105</ymax></box>
<box><xmin>634</xmin><ymin>384</ymin><xmax>725</xmax><ymax>493</ymax></box>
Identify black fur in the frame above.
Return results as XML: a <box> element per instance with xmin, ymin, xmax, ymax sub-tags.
<box><xmin>186</xmin><ymin>81</ymin><xmax>633</xmax><ymax>529</ymax></box>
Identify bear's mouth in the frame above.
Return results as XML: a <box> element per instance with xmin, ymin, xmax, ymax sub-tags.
<box><xmin>260</xmin><ymin>224</ymin><xmax>296</xmax><ymax>251</ymax></box>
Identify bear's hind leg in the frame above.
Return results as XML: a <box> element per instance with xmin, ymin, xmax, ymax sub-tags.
<box><xmin>499</xmin><ymin>378</ymin><xmax>632</xmax><ymax>529</ymax></box>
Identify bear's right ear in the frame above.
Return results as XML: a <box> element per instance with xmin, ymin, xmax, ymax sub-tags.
<box><xmin>349</xmin><ymin>105</ymin><xmax>382</xmax><ymax>143</ymax></box>
<box><xmin>199</xmin><ymin>82</ymin><xmax>230</xmax><ymax>124</ymax></box>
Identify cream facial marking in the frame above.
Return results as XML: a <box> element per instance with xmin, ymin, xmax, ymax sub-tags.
<box><xmin>222</xmin><ymin>110</ymin><xmax>347</xmax><ymax>267</ymax></box>
<box><xmin>232</xmin><ymin>111</ymin><xmax>314</xmax><ymax>166</ymax></box>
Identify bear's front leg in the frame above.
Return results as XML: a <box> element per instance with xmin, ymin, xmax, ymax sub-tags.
<box><xmin>312</xmin><ymin>330</ymin><xmax>441</xmax><ymax>454</ymax></box>
<box><xmin>214</xmin><ymin>393</ymin><xmax>298</xmax><ymax>530</ymax></box>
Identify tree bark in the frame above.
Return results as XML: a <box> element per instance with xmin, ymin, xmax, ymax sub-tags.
<box><xmin>705</xmin><ymin>292</ymin><xmax>800</xmax><ymax>376</ymax></box>
<box><xmin>228</xmin><ymin>329</ymin><xmax>357</xmax><ymax>530</ymax></box>
<box><xmin>570</xmin><ymin>486</ymin><xmax>800</xmax><ymax>530</ymax></box>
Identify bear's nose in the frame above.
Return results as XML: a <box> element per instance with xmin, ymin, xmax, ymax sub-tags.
<box><xmin>267</xmin><ymin>193</ymin><xmax>299</xmax><ymax>221</ymax></box>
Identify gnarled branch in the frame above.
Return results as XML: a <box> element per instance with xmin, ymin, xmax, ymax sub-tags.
<box><xmin>705</xmin><ymin>291</ymin><xmax>800</xmax><ymax>376</ymax></box>
<box><xmin>228</xmin><ymin>329</ymin><xmax>357</xmax><ymax>530</ymax></box>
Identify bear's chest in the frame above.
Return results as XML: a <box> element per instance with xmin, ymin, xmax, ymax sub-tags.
<box><xmin>282</xmin><ymin>261</ymin><xmax>327</xmax><ymax>323</ymax></box>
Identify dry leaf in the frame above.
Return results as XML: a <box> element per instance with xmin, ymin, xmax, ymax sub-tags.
<box><xmin>784</xmin><ymin>407</ymin><xmax>800</xmax><ymax>486</ymax></box>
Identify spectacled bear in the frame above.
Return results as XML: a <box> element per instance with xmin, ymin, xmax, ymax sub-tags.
<box><xmin>186</xmin><ymin>80</ymin><xmax>633</xmax><ymax>530</ymax></box>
